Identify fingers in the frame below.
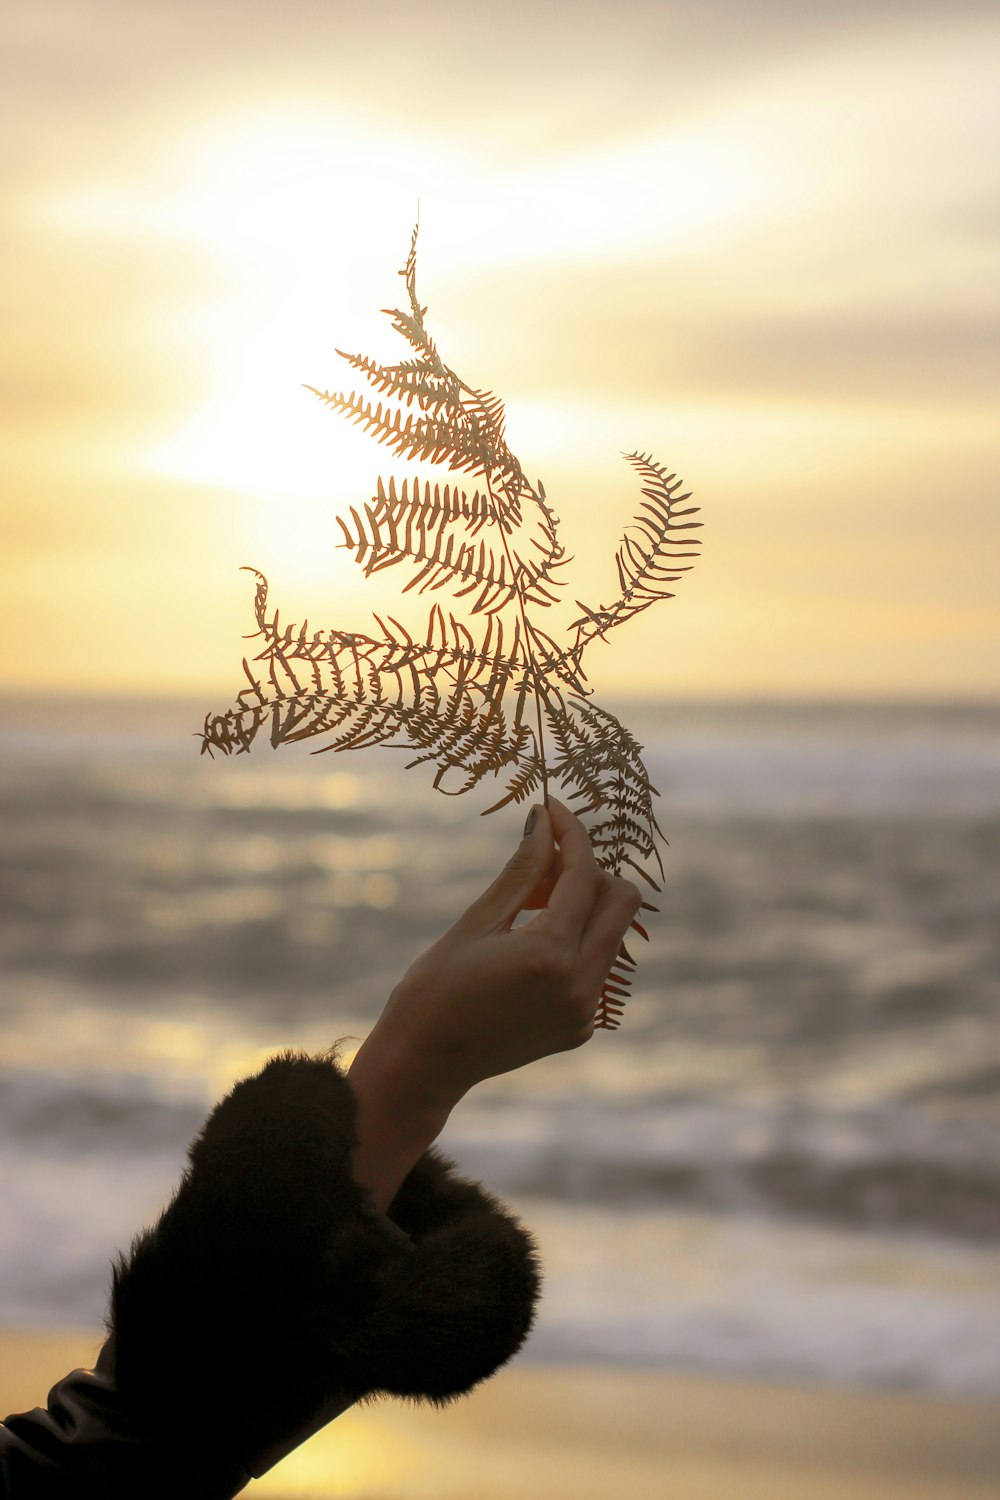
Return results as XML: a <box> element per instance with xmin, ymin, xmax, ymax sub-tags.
<box><xmin>456</xmin><ymin>797</ymin><xmax>641</xmax><ymax>966</ymax></box>
<box><xmin>520</xmin><ymin>870</ymin><xmax>557</xmax><ymax>911</ymax></box>
<box><xmin>458</xmin><ymin>803</ymin><xmax>556</xmax><ymax>934</ymax></box>
<box><xmin>542</xmin><ymin>797</ymin><xmax>605</xmax><ymax>938</ymax></box>
<box><xmin>579</xmin><ymin>872</ymin><xmax>642</xmax><ymax>991</ymax></box>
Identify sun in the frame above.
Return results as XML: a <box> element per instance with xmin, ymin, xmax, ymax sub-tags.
<box><xmin>46</xmin><ymin>103</ymin><xmax>763</xmax><ymax>606</ymax></box>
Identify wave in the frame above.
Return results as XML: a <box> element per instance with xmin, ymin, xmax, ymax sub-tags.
<box><xmin>3</xmin><ymin>1068</ymin><xmax>999</xmax><ymax>1398</ymax></box>
<box><xmin>521</xmin><ymin>1198</ymin><xmax>1000</xmax><ymax>1397</ymax></box>
<box><xmin>445</xmin><ymin>1095</ymin><xmax>1000</xmax><ymax>1242</ymax></box>
<box><xmin>3</xmin><ymin>696</ymin><xmax>998</xmax><ymax>818</ymax></box>
<box><xmin>6</xmin><ymin>1069</ymin><xmax>994</xmax><ymax>1244</ymax></box>
<box><xmin>0</xmin><ymin>1069</ymin><xmax>205</xmax><ymax>1151</ymax></box>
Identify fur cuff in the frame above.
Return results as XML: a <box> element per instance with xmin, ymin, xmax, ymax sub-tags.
<box><xmin>109</xmin><ymin>1051</ymin><xmax>540</xmax><ymax>1472</ymax></box>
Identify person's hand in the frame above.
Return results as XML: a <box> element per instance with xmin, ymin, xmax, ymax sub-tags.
<box><xmin>347</xmin><ymin>798</ymin><xmax>641</xmax><ymax>1211</ymax></box>
<box><xmin>351</xmin><ymin>798</ymin><xmax>641</xmax><ymax>1115</ymax></box>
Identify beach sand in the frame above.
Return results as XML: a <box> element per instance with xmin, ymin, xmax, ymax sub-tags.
<box><xmin>3</xmin><ymin>1329</ymin><xmax>999</xmax><ymax>1499</ymax></box>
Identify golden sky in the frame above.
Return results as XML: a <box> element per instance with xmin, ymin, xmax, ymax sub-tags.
<box><xmin>1</xmin><ymin>0</ymin><xmax>997</xmax><ymax>700</ymax></box>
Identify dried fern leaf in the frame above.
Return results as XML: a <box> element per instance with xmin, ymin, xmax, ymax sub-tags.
<box><xmin>202</xmin><ymin>228</ymin><xmax>703</xmax><ymax>1029</ymax></box>
<box><xmin>569</xmin><ymin>451</ymin><xmax>702</xmax><ymax>651</ymax></box>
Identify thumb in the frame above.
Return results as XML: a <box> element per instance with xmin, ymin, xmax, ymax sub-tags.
<box><xmin>459</xmin><ymin>804</ymin><xmax>555</xmax><ymax>933</ymax></box>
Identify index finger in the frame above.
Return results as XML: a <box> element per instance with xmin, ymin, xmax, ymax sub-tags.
<box><xmin>540</xmin><ymin>797</ymin><xmax>603</xmax><ymax>938</ymax></box>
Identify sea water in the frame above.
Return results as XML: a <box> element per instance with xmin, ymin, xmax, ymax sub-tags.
<box><xmin>1</xmin><ymin>695</ymin><xmax>998</xmax><ymax>1396</ymax></box>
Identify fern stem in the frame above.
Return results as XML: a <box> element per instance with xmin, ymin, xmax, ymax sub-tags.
<box><xmin>483</xmin><ymin>471</ymin><xmax>549</xmax><ymax>807</ymax></box>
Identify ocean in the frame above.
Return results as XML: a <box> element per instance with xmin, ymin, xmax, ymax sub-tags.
<box><xmin>1</xmin><ymin>695</ymin><xmax>998</xmax><ymax>1397</ymax></box>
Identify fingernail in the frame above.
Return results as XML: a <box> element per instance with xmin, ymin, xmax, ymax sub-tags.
<box><xmin>523</xmin><ymin>806</ymin><xmax>539</xmax><ymax>836</ymax></box>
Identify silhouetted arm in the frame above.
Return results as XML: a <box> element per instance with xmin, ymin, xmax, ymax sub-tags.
<box><xmin>2</xmin><ymin>802</ymin><xmax>639</xmax><ymax>1498</ymax></box>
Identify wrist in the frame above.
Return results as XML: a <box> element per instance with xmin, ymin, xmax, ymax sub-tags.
<box><xmin>353</xmin><ymin>972</ymin><xmax>479</xmax><ymax>1116</ymax></box>
<box><xmin>346</xmin><ymin>1029</ymin><xmax>460</xmax><ymax>1213</ymax></box>
<box><xmin>348</xmin><ymin>1041</ymin><xmax>458</xmax><ymax>1132</ymax></box>
<box><xmin>350</xmin><ymin>997</ymin><xmax>472</xmax><ymax>1119</ymax></box>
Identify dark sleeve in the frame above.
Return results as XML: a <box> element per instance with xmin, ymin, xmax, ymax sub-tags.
<box><xmin>0</xmin><ymin>1049</ymin><xmax>541</xmax><ymax>1498</ymax></box>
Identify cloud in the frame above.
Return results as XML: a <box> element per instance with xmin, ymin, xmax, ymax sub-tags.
<box><xmin>431</xmin><ymin>246</ymin><xmax>999</xmax><ymax>408</ymax></box>
<box><xmin>2</xmin><ymin>0</ymin><xmax>997</xmax><ymax>696</ymax></box>
<box><xmin>3</xmin><ymin>0</ymin><xmax>994</xmax><ymax>168</ymax></box>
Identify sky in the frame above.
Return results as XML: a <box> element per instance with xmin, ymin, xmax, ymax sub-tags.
<box><xmin>1</xmin><ymin>0</ymin><xmax>997</xmax><ymax>701</ymax></box>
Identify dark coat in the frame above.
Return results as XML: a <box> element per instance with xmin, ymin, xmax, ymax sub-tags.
<box><xmin>0</xmin><ymin>1050</ymin><xmax>541</xmax><ymax>1497</ymax></box>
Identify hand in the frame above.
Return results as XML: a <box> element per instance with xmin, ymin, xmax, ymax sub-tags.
<box><xmin>347</xmin><ymin>798</ymin><xmax>641</xmax><ymax>1210</ymax></box>
<box><xmin>351</xmin><ymin>798</ymin><xmax>641</xmax><ymax>1114</ymax></box>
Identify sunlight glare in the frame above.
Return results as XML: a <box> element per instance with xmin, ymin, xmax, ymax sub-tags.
<box><xmin>41</xmin><ymin>105</ymin><xmax>769</xmax><ymax>598</ymax></box>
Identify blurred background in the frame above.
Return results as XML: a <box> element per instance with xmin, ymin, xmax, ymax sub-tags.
<box><xmin>1</xmin><ymin>0</ymin><xmax>998</xmax><ymax>1495</ymax></box>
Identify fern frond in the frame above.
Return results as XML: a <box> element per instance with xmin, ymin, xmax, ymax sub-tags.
<box><xmin>307</xmin><ymin>388</ymin><xmax>500</xmax><ymax>475</ymax></box>
<box><xmin>337</xmin><ymin>482</ymin><xmax>568</xmax><ymax>614</ymax></box>
<box><xmin>339</xmin><ymin>503</ymin><xmax>510</xmax><ymax>613</ymax></box>
<box><xmin>330</xmin><ymin>350</ymin><xmax>462</xmax><ymax>416</ymax></box>
<box><xmin>372</xmin><ymin>475</ymin><xmax>498</xmax><ymax>536</ymax></box>
<box><xmin>204</xmin><ymin>229</ymin><xmax>704</xmax><ymax>1031</ymax></box>
<box><xmin>199</xmin><ymin>580</ymin><xmax>542</xmax><ymax>753</ymax></box>
<box><xmin>481</xmin><ymin>751</ymin><xmax>547</xmax><ymax>814</ymax></box>
<box><xmin>570</xmin><ymin>450</ymin><xmax>702</xmax><ymax>649</ymax></box>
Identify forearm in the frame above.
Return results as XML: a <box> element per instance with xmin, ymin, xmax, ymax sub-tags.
<box><xmin>112</xmin><ymin>1053</ymin><xmax>537</xmax><ymax>1466</ymax></box>
<box><xmin>4</xmin><ymin>1050</ymin><xmax>540</xmax><ymax>1496</ymax></box>
<box><xmin>346</xmin><ymin>1028</ymin><xmax>459</xmax><ymax>1213</ymax></box>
